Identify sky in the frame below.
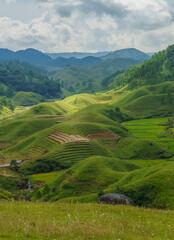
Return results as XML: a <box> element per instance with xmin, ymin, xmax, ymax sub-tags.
<box><xmin>0</xmin><ymin>0</ymin><xmax>173</xmax><ymax>53</ymax></box>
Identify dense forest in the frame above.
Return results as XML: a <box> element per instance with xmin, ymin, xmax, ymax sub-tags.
<box><xmin>110</xmin><ymin>45</ymin><xmax>174</xmax><ymax>89</ymax></box>
<box><xmin>0</xmin><ymin>61</ymin><xmax>61</xmax><ymax>99</ymax></box>
<box><xmin>0</xmin><ymin>96</ymin><xmax>15</xmax><ymax>111</ymax></box>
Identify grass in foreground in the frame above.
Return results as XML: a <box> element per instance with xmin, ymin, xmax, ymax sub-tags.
<box><xmin>0</xmin><ymin>202</ymin><xmax>174</xmax><ymax>240</ymax></box>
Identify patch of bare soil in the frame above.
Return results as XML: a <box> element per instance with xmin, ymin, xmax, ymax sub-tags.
<box><xmin>49</xmin><ymin>131</ymin><xmax>89</xmax><ymax>144</ymax></box>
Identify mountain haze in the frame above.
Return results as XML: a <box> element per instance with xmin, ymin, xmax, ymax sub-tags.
<box><xmin>0</xmin><ymin>48</ymin><xmax>149</xmax><ymax>69</ymax></box>
<box><xmin>46</xmin><ymin>51</ymin><xmax>110</xmax><ymax>59</ymax></box>
<box><xmin>103</xmin><ymin>48</ymin><xmax>150</xmax><ymax>61</ymax></box>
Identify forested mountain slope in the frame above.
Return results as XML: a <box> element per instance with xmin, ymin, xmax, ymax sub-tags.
<box><xmin>0</xmin><ymin>61</ymin><xmax>61</xmax><ymax>101</ymax></box>
<box><xmin>55</xmin><ymin>58</ymin><xmax>139</xmax><ymax>95</ymax></box>
<box><xmin>110</xmin><ymin>44</ymin><xmax>174</xmax><ymax>90</ymax></box>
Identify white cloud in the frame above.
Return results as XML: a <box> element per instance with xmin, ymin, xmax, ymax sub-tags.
<box><xmin>0</xmin><ymin>0</ymin><xmax>173</xmax><ymax>52</ymax></box>
<box><xmin>0</xmin><ymin>0</ymin><xmax>16</xmax><ymax>3</ymax></box>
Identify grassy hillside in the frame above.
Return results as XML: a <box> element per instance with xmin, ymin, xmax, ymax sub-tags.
<box><xmin>113</xmin><ymin>81</ymin><xmax>174</xmax><ymax>118</ymax></box>
<box><xmin>31</xmin><ymin>156</ymin><xmax>139</xmax><ymax>201</ymax></box>
<box><xmin>122</xmin><ymin>117</ymin><xmax>174</xmax><ymax>151</ymax></box>
<box><xmin>0</xmin><ymin>87</ymin><xmax>172</xmax><ymax>163</ymax></box>
<box><xmin>1</xmin><ymin>202</ymin><xmax>174</xmax><ymax>240</ymax></box>
<box><xmin>13</xmin><ymin>91</ymin><xmax>46</xmax><ymax>106</ymax></box>
<box><xmin>106</xmin><ymin>161</ymin><xmax>174</xmax><ymax>209</ymax></box>
<box><xmin>0</xmin><ymin>106</ymin><xmax>26</xmax><ymax>121</ymax></box>
<box><xmin>21</xmin><ymin>101</ymin><xmax>75</xmax><ymax>118</ymax></box>
<box><xmin>31</xmin><ymin>156</ymin><xmax>174</xmax><ymax>210</ymax></box>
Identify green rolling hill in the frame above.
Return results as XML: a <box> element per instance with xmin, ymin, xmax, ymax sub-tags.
<box><xmin>0</xmin><ymin>44</ymin><xmax>173</xmax><ymax>210</ymax></box>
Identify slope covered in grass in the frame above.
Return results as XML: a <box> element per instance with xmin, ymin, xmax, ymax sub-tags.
<box><xmin>31</xmin><ymin>156</ymin><xmax>139</xmax><ymax>201</ymax></box>
<box><xmin>113</xmin><ymin>81</ymin><xmax>174</xmax><ymax>118</ymax></box>
<box><xmin>22</xmin><ymin>101</ymin><xmax>75</xmax><ymax>118</ymax></box>
<box><xmin>20</xmin><ymin>141</ymin><xmax>113</xmax><ymax>175</ymax></box>
<box><xmin>122</xmin><ymin>117</ymin><xmax>174</xmax><ymax>152</ymax></box>
<box><xmin>0</xmin><ymin>92</ymin><xmax>172</xmax><ymax>167</ymax></box>
<box><xmin>32</xmin><ymin>157</ymin><xmax>174</xmax><ymax>210</ymax></box>
<box><xmin>114</xmin><ymin>138</ymin><xmax>172</xmax><ymax>159</ymax></box>
<box><xmin>0</xmin><ymin>100</ymin><xmax>129</xmax><ymax>162</ymax></box>
<box><xmin>13</xmin><ymin>91</ymin><xmax>45</xmax><ymax>106</ymax></box>
<box><xmin>1</xmin><ymin>202</ymin><xmax>174</xmax><ymax>240</ymax></box>
<box><xmin>106</xmin><ymin>161</ymin><xmax>174</xmax><ymax>209</ymax></box>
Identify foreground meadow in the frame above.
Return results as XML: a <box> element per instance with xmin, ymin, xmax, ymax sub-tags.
<box><xmin>0</xmin><ymin>202</ymin><xmax>174</xmax><ymax>240</ymax></box>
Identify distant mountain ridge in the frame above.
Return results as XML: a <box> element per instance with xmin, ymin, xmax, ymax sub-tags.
<box><xmin>103</xmin><ymin>48</ymin><xmax>150</xmax><ymax>61</ymax></box>
<box><xmin>0</xmin><ymin>48</ymin><xmax>52</xmax><ymax>66</ymax></box>
<box><xmin>0</xmin><ymin>48</ymin><xmax>150</xmax><ymax>68</ymax></box>
<box><xmin>0</xmin><ymin>48</ymin><xmax>101</xmax><ymax>68</ymax></box>
<box><xmin>46</xmin><ymin>51</ymin><xmax>110</xmax><ymax>59</ymax></box>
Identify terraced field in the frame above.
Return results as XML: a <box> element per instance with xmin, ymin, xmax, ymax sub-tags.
<box><xmin>49</xmin><ymin>130</ymin><xmax>89</xmax><ymax>144</ymax></box>
<box><xmin>122</xmin><ymin>117</ymin><xmax>174</xmax><ymax>152</ymax></box>
<box><xmin>44</xmin><ymin>142</ymin><xmax>96</xmax><ymax>167</ymax></box>
<box><xmin>86</xmin><ymin>130</ymin><xmax>121</xmax><ymax>148</ymax></box>
<box><xmin>0</xmin><ymin>142</ymin><xmax>11</xmax><ymax>149</ymax></box>
<box><xmin>87</xmin><ymin>130</ymin><xmax>120</xmax><ymax>142</ymax></box>
<box><xmin>32</xmin><ymin>171</ymin><xmax>63</xmax><ymax>182</ymax></box>
<box><xmin>22</xmin><ymin>146</ymin><xmax>48</xmax><ymax>159</ymax></box>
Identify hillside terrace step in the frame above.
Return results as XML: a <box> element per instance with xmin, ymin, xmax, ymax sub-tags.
<box><xmin>48</xmin><ymin>130</ymin><xmax>89</xmax><ymax>144</ymax></box>
<box><xmin>50</xmin><ymin>152</ymin><xmax>94</xmax><ymax>158</ymax></box>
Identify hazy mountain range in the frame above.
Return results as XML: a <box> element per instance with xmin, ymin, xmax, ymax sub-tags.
<box><xmin>0</xmin><ymin>48</ymin><xmax>150</xmax><ymax>68</ymax></box>
<box><xmin>46</xmin><ymin>51</ymin><xmax>110</xmax><ymax>59</ymax></box>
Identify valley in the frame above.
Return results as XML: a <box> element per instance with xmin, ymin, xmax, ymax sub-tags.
<box><xmin>0</xmin><ymin>44</ymin><xmax>173</xmax><ymax>239</ymax></box>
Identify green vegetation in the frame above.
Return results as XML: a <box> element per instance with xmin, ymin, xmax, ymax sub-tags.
<box><xmin>32</xmin><ymin>171</ymin><xmax>63</xmax><ymax>182</ymax></box>
<box><xmin>0</xmin><ymin>96</ymin><xmax>15</xmax><ymax>111</ymax></box>
<box><xmin>0</xmin><ymin>202</ymin><xmax>174</xmax><ymax>240</ymax></box>
<box><xmin>55</xmin><ymin>58</ymin><xmax>139</xmax><ymax>96</ymax></box>
<box><xmin>31</xmin><ymin>156</ymin><xmax>139</xmax><ymax>201</ymax></box>
<box><xmin>0</xmin><ymin>61</ymin><xmax>61</xmax><ymax>102</ymax></box>
<box><xmin>0</xmin><ymin>188</ymin><xmax>13</xmax><ymax>200</ymax></box>
<box><xmin>122</xmin><ymin>117</ymin><xmax>174</xmax><ymax>151</ymax></box>
<box><xmin>21</xmin><ymin>101</ymin><xmax>74</xmax><ymax>118</ymax></box>
<box><xmin>106</xmin><ymin>162</ymin><xmax>174</xmax><ymax>209</ymax></box>
<box><xmin>110</xmin><ymin>44</ymin><xmax>174</xmax><ymax>90</ymax></box>
<box><xmin>0</xmin><ymin>85</ymin><xmax>173</xmax><ymax>208</ymax></box>
<box><xmin>113</xmin><ymin>81</ymin><xmax>174</xmax><ymax>118</ymax></box>
<box><xmin>0</xmin><ymin>44</ymin><xmax>174</xmax><ymax>213</ymax></box>
<box><xmin>13</xmin><ymin>91</ymin><xmax>45</xmax><ymax>106</ymax></box>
